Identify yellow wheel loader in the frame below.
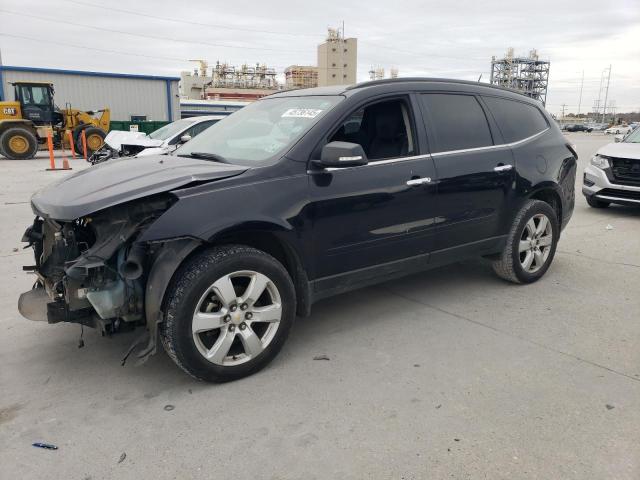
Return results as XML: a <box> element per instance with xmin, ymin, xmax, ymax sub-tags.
<box><xmin>0</xmin><ymin>81</ymin><xmax>110</xmax><ymax>159</ymax></box>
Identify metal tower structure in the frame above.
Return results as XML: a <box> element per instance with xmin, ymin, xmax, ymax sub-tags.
<box><xmin>490</xmin><ymin>48</ymin><xmax>550</xmax><ymax>105</ymax></box>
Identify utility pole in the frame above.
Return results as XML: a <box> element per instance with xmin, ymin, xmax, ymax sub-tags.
<box><xmin>596</xmin><ymin>69</ymin><xmax>605</xmax><ymax>117</ymax></box>
<box><xmin>0</xmin><ymin>47</ymin><xmax>4</xmax><ymax>101</ymax></box>
<box><xmin>560</xmin><ymin>103</ymin><xmax>567</xmax><ymax>123</ymax></box>
<box><xmin>602</xmin><ymin>65</ymin><xmax>611</xmax><ymax>124</ymax></box>
<box><xmin>577</xmin><ymin>70</ymin><xmax>584</xmax><ymax>117</ymax></box>
<box><xmin>340</xmin><ymin>20</ymin><xmax>345</xmax><ymax>84</ymax></box>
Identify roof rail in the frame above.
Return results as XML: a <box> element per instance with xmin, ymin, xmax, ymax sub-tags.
<box><xmin>345</xmin><ymin>77</ymin><xmax>531</xmax><ymax>99</ymax></box>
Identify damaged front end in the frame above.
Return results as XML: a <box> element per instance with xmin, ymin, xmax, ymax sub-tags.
<box><xmin>19</xmin><ymin>195</ymin><xmax>174</xmax><ymax>336</ymax></box>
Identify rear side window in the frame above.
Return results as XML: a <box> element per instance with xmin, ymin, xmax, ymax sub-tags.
<box><xmin>482</xmin><ymin>96</ymin><xmax>548</xmax><ymax>143</ymax></box>
<box><xmin>420</xmin><ymin>94</ymin><xmax>493</xmax><ymax>153</ymax></box>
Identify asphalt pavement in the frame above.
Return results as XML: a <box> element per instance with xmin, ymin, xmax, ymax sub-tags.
<box><xmin>0</xmin><ymin>133</ymin><xmax>638</xmax><ymax>479</ymax></box>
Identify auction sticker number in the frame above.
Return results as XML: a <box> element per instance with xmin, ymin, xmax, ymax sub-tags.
<box><xmin>281</xmin><ymin>108</ymin><xmax>323</xmax><ymax>118</ymax></box>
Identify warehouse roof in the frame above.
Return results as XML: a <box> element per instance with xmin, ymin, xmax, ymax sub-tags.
<box><xmin>0</xmin><ymin>65</ymin><xmax>179</xmax><ymax>81</ymax></box>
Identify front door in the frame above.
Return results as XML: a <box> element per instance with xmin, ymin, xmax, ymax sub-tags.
<box><xmin>418</xmin><ymin>93</ymin><xmax>515</xmax><ymax>254</ymax></box>
<box><xmin>16</xmin><ymin>84</ymin><xmax>54</xmax><ymax>125</ymax></box>
<box><xmin>309</xmin><ymin>97</ymin><xmax>438</xmax><ymax>282</ymax></box>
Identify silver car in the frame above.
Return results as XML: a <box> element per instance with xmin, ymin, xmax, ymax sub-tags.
<box><xmin>583</xmin><ymin>127</ymin><xmax>640</xmax><ymax>208</ymax></box>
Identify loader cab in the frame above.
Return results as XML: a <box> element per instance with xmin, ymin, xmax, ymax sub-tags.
<box><xmin>12</xmin><ymin>82</ymin><xmax>56</xmax><ymax>125</ymax></box>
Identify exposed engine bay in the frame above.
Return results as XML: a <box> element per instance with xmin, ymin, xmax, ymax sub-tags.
<box><xmin>17</xmin><ymin>152</ymin><xmax>247</xmax><ymax>364</ymax></box>
<box><xmin>19</xmin><ymin>196</ymin><xmax>174</xmax><ymax>335</ymax></box>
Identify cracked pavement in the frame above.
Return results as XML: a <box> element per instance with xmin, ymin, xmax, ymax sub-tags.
<box><xmin>1</xmin><ymin>134</ymin><xmax>639</xmax><ymax>479</ymax></box>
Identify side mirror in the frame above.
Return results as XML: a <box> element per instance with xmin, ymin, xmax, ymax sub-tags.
<box><xmin>313</xmin><ymin>141</ymin><xmax>368</xmax><ymax>169</ymax></box>
<box><xmin>614</xmin><ymin>135</ymin><xmax>623</xmax><ymax>143</ymax></box>
<box><xmin>180</xmin><ymin>134</ymin><xmax>192</xmax><ymax>143</ymax></box>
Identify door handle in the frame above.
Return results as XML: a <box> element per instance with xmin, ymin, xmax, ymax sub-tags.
<box><xmin>494</xmin><ymin>164</ymin><xmax>513</xmax><ymax>172</ymax></box>
<box><xmin>406</xmin><ymin>177</ymin><xmax>432</xmax><ymax>186</ymax></box>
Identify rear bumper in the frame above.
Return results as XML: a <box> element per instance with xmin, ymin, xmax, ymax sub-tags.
<box><xmin>582</xmin><ymin>165</ymin><xmax>640</xmax><ymax>205</ymax></box>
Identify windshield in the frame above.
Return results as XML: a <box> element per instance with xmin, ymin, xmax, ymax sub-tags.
<box><xmin>149</xmin><ymin>119</ymin><xmax>197</xmax><ymax>141</ymax></box>
<box><xmin>175</xmin><ymin>95</ymin><xmax>343</xmax><ymax>165</ymax></box>
<box><xmin>623</xmin><ymin>128</ymin><xmax>640</xmax><ymax>143</ymax></box>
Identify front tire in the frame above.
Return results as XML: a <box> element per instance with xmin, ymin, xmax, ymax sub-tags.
<box><xmin>492</xmin><ymin>200</ymin><xmax>559</xmax><ymax>284</ymax></box>
<box><xmin>0</xmin><ymin>126</ymin><xmax>38</xmax><ymax>159</ymax></box>
<box><xmin>586</xmin><ymin>195</ymin><xmax>610</xmax><ymax>208</ymax></box>
<box><xmin>160</xmin><ymin>245</ymin><xmax>296</xmax><ymax>382</ymax></box>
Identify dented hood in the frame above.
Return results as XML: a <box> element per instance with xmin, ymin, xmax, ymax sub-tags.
<box><xmin>31</xmin><ymin>154</ymin><xmax>248</xmax><ymax>221</ymax></box>
<box><xmin>103</xmin><ymin>130</ymin><xmax>150</xmax><ymax>150</ymax></box>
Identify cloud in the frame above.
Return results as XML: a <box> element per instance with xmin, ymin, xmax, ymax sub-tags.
<box><xmin>1</xmin><ymin>0</ymin><xmax>638</xmax><ymax>114</ymax></box>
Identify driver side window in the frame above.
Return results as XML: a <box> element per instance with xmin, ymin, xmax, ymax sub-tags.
<box><xmin>329</xmin><ymin>99</ymin><xmax>415</xmax><ymax>161</ymax></box>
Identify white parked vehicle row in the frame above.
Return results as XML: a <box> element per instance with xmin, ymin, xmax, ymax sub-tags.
<box><xmin>89</xmin><ymin>115</ymin><xmax>225</xmax><ymax>164</ymax></box>
<box><xmin>604</xmin><ymin>125</ymin><xmax>632</xmax><ymax>135</ymax></box>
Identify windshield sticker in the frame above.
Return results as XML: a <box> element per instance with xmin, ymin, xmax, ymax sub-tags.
<box><xmin>281</xmin><ymin>108</ymin><xmax>323</xmax><ymax>118</ymax></box>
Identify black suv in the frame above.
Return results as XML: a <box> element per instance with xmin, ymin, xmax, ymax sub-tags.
<box><xmin>19</xmin><ymin>79</ymin><xmax>577</xmax><ymax>382</ymax></box>
<box><xmin>565</xmin><ymin>124</ymin><xmax>592</xmax><ymax>133</ymax></box>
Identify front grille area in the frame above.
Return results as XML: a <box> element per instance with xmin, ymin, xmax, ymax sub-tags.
<box><xmin>597</xmin><ymin>188</ymin><xmax>640</xmax><ymax>201</ymax></box>
<box><xmin>610</xmin><ymin>157</ymin><xmax>640</xmax><ymax>186</ymax></box>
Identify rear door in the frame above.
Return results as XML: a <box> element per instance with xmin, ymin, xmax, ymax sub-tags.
<box><xmin>418</xmin><ymin>93</ymin><xmax>515</xmax><ymax>255</ymax></box>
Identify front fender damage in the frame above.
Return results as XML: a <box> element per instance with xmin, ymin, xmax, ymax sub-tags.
<box><xmin>122</xmin><ymin>238</ymin><xmax>201</xmax><ymax>365</ymax></box>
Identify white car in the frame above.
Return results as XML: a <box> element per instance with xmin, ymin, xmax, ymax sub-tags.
<box><xmin>90</xmin><ymin>115</ymin><xmax>225</xmax><ymax>164</ymax></box>
<box><xmin>604</xmin><ymin>125</ymin><xmax>632</xmax><ymax>135</ymax></box>
<box><xmin>583</xmin><ymin>127</ymin><xmax>640</xmax><ymax>208</ymax></box>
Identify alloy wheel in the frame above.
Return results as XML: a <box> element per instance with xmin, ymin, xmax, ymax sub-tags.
<box><xmin>191</xmin><ymin>270</ymin><xmax>282</xmax><ymax>366</ymax></box>
<box><xmin>518</xmin><ymin>213</ymin><xmax>553</xmax><ymax>274</ymax></box>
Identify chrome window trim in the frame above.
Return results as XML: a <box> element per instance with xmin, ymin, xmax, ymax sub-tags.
<box><xmin>431</xmin><ymin>127</ymin><xmax>549</xmax><ymax>157</ymax></box>
<box><xmin>309</xmin><ymin>127</ymin><xmax>549</xmax><ymax>173</ymax></box>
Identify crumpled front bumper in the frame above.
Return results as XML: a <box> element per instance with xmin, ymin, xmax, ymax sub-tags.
<box><xmin>18</xmin><ymin>288</ymin><xmax>49</xmax><ymax>322</ymax></box>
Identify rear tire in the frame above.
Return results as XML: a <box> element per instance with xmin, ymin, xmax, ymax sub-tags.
<box><xmin>75</xmin><ymin>127</ymin><xmax>106</xmax><ymax>157</ymax></box>
<box><xmin>586</xmin><ymin>195</ymin><xmax>610</xmax><ymax>208</ymax></box>
<box><xmin>160</xmin><ymin>245</ymin><xmax>296</xmax><ymax>382</ymax></box>
<box><xmin>0</xmin><ymin>126</ymin><xmax>38</xmax><ymax>160</ymax></box>
<box><xmin>492</xmin><ymin>200</ymin><xmax>559</xmax><ymax>284</ymax></box>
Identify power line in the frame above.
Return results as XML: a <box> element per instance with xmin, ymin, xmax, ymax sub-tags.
<box><xmin>0</xmin><ymin>9</ymin><xmax>311</xmax><ymax>54</ymax></box>
<box><xmin>63</xmin><ymin>0</ymin><xmax>320</xmax><ymax>38</ymax></box>
<box><xmin>0</xmin><ymin>33</ymin><xmax>188</xmax><ymax>62</ymax></box>
<box><xmin>63</xmin><ymin>0</ymin><xmax>490</xmax><ymax>64</ymax></box>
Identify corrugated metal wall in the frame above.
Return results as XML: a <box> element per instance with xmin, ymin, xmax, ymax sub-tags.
<box><xmin>0</xmin><ymin>67</ymin><xmax>180</xmax><ymax>122</ymax></box>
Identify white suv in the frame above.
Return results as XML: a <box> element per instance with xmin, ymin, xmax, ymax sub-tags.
<box><xmin>604</xmin><ymin>125</ymin><xmax>632</xmax><ymax>135</ymax></box>
<box><xmin>583</xmin><ymin>127</ymin><xmax>640</xmax><ymax>208</ymax></box>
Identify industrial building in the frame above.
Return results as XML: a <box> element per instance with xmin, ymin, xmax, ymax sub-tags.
<box><xmin>490</xmin><ymin>48</ymin><xmax>550</xmax><ymax>105</ymax></box>
<box><xmin>317</xmin><ymin>28</ymin><xmax>357</xmax><ymax>86</ymax></box>
<box><xmin>0</xmin><ymin>65</ymin><xmax>180</xmax><ymax>122</ymax></box>
<box><xmin>178</xmin><ymin>27</ymin><xmax>359</xmax><ymax>96</ymax></box>
<box><xmin>284</xmin><ymin>28</ymin><xmax>358</xmax><ymax>89</ymax></box>
<box><xmin>180</xmin><ymin>99</ymin><xmax>249</xmax><ymax>118</ymax></box>
<box><xmin>180</xmin><ymin>60</ymin><xmax>279</xmax><ymax>101</ymax></box>
<box><xmin>284</xmin><ymin>65</ymin><xmax>319</xmax><ymax>90</ymax></box>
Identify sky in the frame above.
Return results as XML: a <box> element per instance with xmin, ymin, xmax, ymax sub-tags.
<box><xmin>1</xmin><ymin>0</ymin><xmax>638</xmax><ymax>116</ymax></box>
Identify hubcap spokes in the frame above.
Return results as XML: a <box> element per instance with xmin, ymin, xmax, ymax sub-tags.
<box><xmin>518</xmin><ymin>214</ymin><xmax>553</xmax><ymax>273</ymax></box>
<box><xmin>192</xmin><ymin>271</ymin><xmax>282</xmax><ymax>366</ymax></box>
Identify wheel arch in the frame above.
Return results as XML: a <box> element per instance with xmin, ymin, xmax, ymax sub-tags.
<box><xmin>0</xmin><ymin>119</ymin><xmax>37</xmax><ymax>136</ymax></box>
<box><xmin>528</xmin><ymin>184</ymin><xmax>563</xmax><ymax>226</ymax></box>
<box><xmin>208</xmin><ymin>225</ymin><xmax>312</xmax><ymax>317</ymax></box>
<box><xmin>146</xmin><ymin>222</ymin><xmax>311</xmax><ymax>329</ymax></box>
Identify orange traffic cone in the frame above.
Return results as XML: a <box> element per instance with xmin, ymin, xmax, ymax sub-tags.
<box><xmin>46</xmin><ymin>129</ymin><xmax>72</xmax><ymax>171</ymax></box>
<box><xmin>81</xmin><ymin>130</ymin><xmax>88</xmax><ymax>161</ymax></box>
<box><xmin>67</xmin><ymin>130</ymin><xmax>76</xmax><ymax>159</ymax></box>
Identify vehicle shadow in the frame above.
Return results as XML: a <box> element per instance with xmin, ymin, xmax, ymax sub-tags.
<box><xmin>25</xmin><ymin>258</ymin><xmax>498</xmax><ymax>394</ymax></box>
<box><xmin>581</xmin><ymin>203</ymin><xmax>640</xmax><ymax>218</ymax></box>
